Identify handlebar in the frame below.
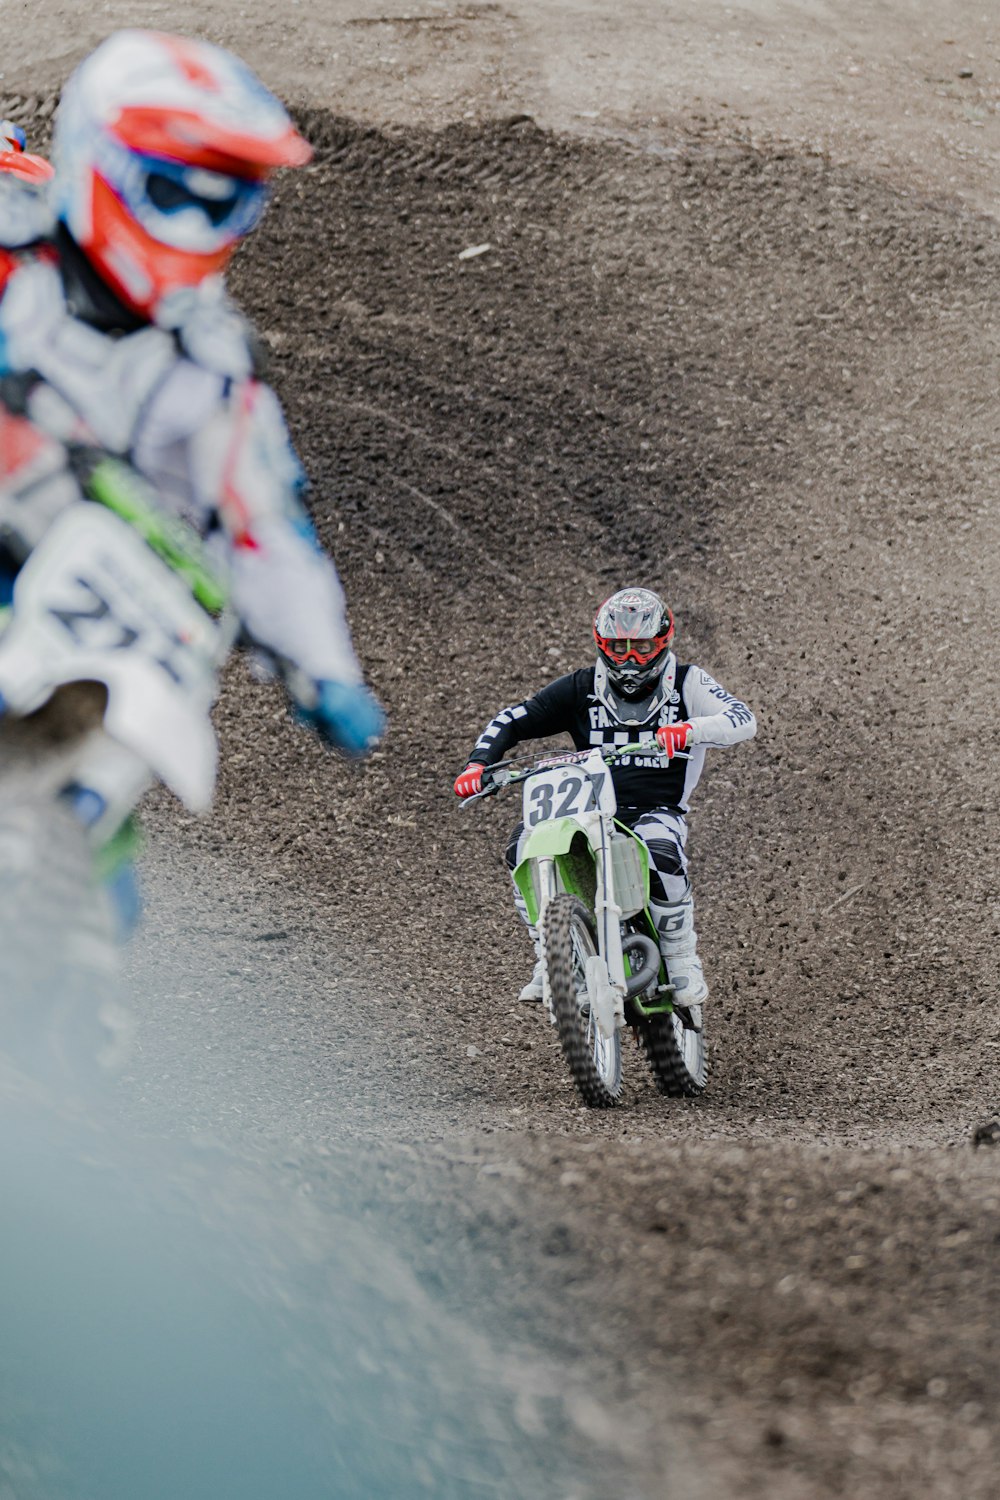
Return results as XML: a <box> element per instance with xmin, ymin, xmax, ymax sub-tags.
<box><xmin>459</xmin><ymin>742</ymin><xmax>690</xmax><ymax>808</ymax></box>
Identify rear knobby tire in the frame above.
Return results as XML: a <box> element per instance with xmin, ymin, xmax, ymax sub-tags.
<box><xmin>543</xmin><ymin>893</ymin><xmax>622</xmax><ymax>1108</ymax></box>
<box><xmin>637</xmin><ymin>1010</ymin><xmax>708</xmax><ymax>1098</ymax></box>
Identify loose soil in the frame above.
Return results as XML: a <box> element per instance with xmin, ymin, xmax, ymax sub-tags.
<box><xmin>6</xmin><ymin>4</ymin><xmax>1000</xmax><ymax>1497</ymax></box>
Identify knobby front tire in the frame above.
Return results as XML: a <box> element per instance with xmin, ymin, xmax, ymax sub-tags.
<box><xmin>0</xmin><ymin>782</ymin><xmax>125</xmax><ymax>1091</ymax></box>
<box><xmin>542</xmin><ymin>893</ymin><xmax>623</xmax><ymax>1108</ymax></box>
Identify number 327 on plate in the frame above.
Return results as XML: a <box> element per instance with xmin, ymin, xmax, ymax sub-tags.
<box><xmin>523</xmin><ymin>768</ymin><xmax>607</xmax><ymax>827</ymax></box>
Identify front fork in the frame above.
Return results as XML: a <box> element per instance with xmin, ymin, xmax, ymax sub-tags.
<box><xmin>594</xmin><ymin>835</ymin><xmax>628</xmax><ymax>999</ymax></box>
<box><xmin>535</xmin><ymin>856</ymin><xmax>558</xmax><ymax>929</ymax></box>
<box><xmin>536</xmin><ymin>832</ymin><xmax>628</xmax><ymax>1028</ymax></box>
<box><xmin>534</xmin><ymin>851</ymin><xmax>624</xmax><ymax>975</ymax></box>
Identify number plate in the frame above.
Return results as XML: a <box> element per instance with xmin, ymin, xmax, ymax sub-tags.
<box><xmin>523</xmin><ymin>767</ymin><xmax>599</xmax><ymax>828</ymax></box>
<box><xmin>0</xmin><ymin>503</ymin><xmax>226</xmax><ymax>810</ymax></box>
<box><xmin>20</xmin><ymin>505</ymin><xmax>220</xmax><ymax>698</ymax></box>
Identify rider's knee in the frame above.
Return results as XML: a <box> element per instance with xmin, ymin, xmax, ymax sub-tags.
<box><xmin>504</xmin><ymin>821</ymin><xmax>524</xmax><ymax>872</ymax></box>
<box><xmin>647</xmin><ymin>841</ymin><xmax>689</xmax><ymax>906</ymax></box>
<box><xmin>645</xmin><ymin>835</ymin><xmax>686</xmax><ymax>904</ymax></box>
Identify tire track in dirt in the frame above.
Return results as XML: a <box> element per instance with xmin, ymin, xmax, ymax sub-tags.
<box><xmin>216</xmin><ymin>114</ymin><xmax>1000</xmax><ymax>1495</ymax></box>
<box><xmin>4</xmin><ymin>85</ymin><xmax>998</xmax><ymax>1495</ymax></box>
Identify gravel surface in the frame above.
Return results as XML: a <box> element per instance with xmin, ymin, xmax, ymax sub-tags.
<box><xmin>5</xmin><ymin>4</ymin><xmax>1000</xmax><ymax>1496</ymax></box>
<box><xmin>126</xmin><ymin>107</ymin><xmax>1000</xmax><ymax>1496</ymax></box>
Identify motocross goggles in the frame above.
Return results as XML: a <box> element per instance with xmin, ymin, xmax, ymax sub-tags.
<box><xmin>595</xmin><ymin>630</ymin><xmax>673</xmax><ymax>667</ymax></box>
<box><xmin>99</xmin><ymin>138</ymin><xmax>271</xmax><ymax>253</ymax></box>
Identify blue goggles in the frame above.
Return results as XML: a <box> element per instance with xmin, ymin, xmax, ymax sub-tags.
<box><xmin>104</xmin><ymin>143</ymin><xmax>271</xmax><ymax>253</ymax></box>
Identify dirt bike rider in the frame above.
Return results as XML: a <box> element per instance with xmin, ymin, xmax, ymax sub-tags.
<box><xmin>454</xmin><ymin>587</ymin><xmax>756</xmax><ymax>1027</ymax></box>
<box><xmin>0</xmin><ymin>30</ymin><xmax>383</xmax><ymax>766</ymax></box>
<box><xmin>0</xmin><ymin>120</ymin><xmax>53</xmax><ymax>185</ymax></box>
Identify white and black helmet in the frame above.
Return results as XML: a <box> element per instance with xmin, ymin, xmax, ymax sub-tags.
<box><xmin>593</xmin><ymin>586</ymin><xmax>676</xmax><ymax>722</ymax></box>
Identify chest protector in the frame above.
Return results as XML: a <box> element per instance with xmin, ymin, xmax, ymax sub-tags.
<box><xmin>593</xmin><ymin>652</ymin><xmax>689</xmax><ymax>730</ymax></box>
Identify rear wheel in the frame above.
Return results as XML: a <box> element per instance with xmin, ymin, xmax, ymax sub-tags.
<box><xmin>637</xmin><ymin>1009</ymin><xmax>708</xmax><ymax>1097</ymax></box>
<box><xmin>542</xmin><ymin>893</ymin><xmax>622</xmax><ymax>1108</ymax></box>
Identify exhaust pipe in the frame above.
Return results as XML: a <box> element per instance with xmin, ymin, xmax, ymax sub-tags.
<box><xmin>622</xmin><ymin>932</ymin><xmax>660</xmax><ymax>997</ymax></box>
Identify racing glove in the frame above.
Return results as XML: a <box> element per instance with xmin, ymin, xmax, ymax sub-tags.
<box><xmin>454</xmin><ymin>763</ymin><xmax>486</xmax><ymax>798</ymax></box>
<box><xmin>655</xmin><ymin>722</ymin><xmax>692</xmax><ymax>758</ymax></box>
<box><xmin>300</xmin><ymin>680</ymin><xmax>386</xmax><ymax>759</ymax></box>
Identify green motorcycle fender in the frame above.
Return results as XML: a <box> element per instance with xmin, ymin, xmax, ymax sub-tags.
<box><xmin>513</xmin><ymin>819</ymin><xmax>674</xmax><ymax>1013</ymax></box>
<box><xmin>513</xmin><ymin>817</ymin><xmax>597</xmax><ymax>928</ymax></box>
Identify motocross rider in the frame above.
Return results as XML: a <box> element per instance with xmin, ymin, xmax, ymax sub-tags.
<box><xmin>0</xmin><ymin>30</ymin><xmax>383</xmax><ymax>763</ymax></box>
<box><xmin>453</xmin><ymin>588</ymin><xmax>756</xmax><ymax>1028</ymax></box>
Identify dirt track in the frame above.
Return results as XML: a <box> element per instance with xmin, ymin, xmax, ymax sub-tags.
<box><xmin>7</xmin><ymin>4</ymin><xmax>1000</xmax><ymax>1496</ymax></box>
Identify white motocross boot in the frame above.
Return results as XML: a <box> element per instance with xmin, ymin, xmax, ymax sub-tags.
<box><xmin>518</xmin><ymin>943</ymin><xmax>545</xmax><ymax>1004</ymax></box>
<box><xmin>513</xmin><ymin>889</ymin><xmax>545</xmax><ymax>1003</ymax></box>
<box><xmin>649</xmin><ymin>894</ymin><xmax>708</xmax><ymax>1030</ymax></box>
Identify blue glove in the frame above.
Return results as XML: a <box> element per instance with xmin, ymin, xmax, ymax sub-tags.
<box><xmin>301</xmin><ymin>679</ymin><xmax>386</xmax><ymax>758</ymax></box>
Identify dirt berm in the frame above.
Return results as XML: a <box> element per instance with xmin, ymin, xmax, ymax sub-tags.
<box><xmin>214</xmin><ymin>105</ymin><xmax>1000</xmax><ymax>1497</ymax></box>
<box><xmin>6</xmin><ymin>4</ymin><xmax>1000</xmax><ymax>1496</ymax></box>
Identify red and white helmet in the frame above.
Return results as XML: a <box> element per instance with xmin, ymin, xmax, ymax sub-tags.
<box><xmin>593</xmin><ymin>587</ymin><xmax>675</xmax><ymax>699</ymax></box>
<box><xmin>52</xmin><ymin>30</ymin><xmax>312</xmax><ymax>318</ymax></box>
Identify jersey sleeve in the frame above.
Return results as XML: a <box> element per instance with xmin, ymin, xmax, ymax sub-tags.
<box><xmin>197</xmin><ymin>378</ymin><xmax>363</xmax><ymax>685</ymax></box>
<box><xmin>466</xmin><ymin>673</ymin><xmax>582</xmax><ymax>768</ymax></box>
<box><xmin>684</xmin><ymin>667</ymin><xmax>757</xmax><ymax>748</ymax></box>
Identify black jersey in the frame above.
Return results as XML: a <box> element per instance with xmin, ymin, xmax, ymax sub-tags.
<box><xmin>466</xmin><ymin>657</ymin><xmax>755</xmax><ymax>814</ymax></box>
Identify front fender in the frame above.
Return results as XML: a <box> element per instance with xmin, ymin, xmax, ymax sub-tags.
<box><xmin>513</xmin><ymin>817</ymin><xmax>598</xmax><ymax>927</ymax></box>
<box><xmin>521</xmin><ymin>814</ymin><xmax>595</xmax><ymax>862</ymax></box>
<box><xmin>0</xmin><ymin>636</ymin><xmax>220</xmax><ymax>812</ymax></box>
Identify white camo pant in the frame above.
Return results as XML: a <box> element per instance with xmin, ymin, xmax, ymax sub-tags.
<box><xmin>626</xmin><ymin>808</ymin><xmax>690</xmax><ymax>905</ymax></box>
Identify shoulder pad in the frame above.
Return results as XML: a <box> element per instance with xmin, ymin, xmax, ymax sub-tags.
<box><xmin>0</xmin><ymin>174</ymin><xmax>56</xmax><ymax>249</ymax></box>
<box><xmin>155</xmin><ymin>283</ymin><xmax>257</xmax><ymax>382</ymax></box>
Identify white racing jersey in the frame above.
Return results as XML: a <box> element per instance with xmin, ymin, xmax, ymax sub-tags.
<box><xmin>0</xmin><ymin>178</ymin><xmax>362</xmax><ymax>690</ymax></box>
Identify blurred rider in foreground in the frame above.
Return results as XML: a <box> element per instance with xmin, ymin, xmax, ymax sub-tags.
<box><xmin>454</xmin><ymin>588</ymin><xmax>756</xmax><ymax>1030</ymax></box>
<box><xmin>0</xmin><ymin>30</ymin><xmax>383</xmax><ymax>758</ymax></box>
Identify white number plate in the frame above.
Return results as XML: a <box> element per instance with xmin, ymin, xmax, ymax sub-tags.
<box><xmin>22</xmin><ymin>506</ymin><xmax>219</xmax><ymax>697</ymax></box>
<box><xmin>523</xmin><ymin>766</ymin><xmax>604</xmax><ymax>828</ymax></box>
<box><xmin>0</xmin><ymin>503</ymin><xmax>225</xmax><ymax>811</ymax></box>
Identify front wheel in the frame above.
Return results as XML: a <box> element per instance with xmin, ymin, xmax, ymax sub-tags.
<box><xmin>542</xmin><ymin>893</ymin><xmax>622</xmax><ymax>1108</ymax></box>
<box><xmin>0</xmin><ymin>780</ymin><xmax>124</xmax><ymax>1090</ymax></box>
<box><xmin>637</xmin><ymin>1010</ymin><xmax>708</xmax><ymax>1097</ymax></box>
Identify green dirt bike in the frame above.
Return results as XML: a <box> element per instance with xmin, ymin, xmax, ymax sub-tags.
<box><xmin>465</xmin><ymin>744</ymin><xmax>708</xmax><ymax>1108</ymax></box>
